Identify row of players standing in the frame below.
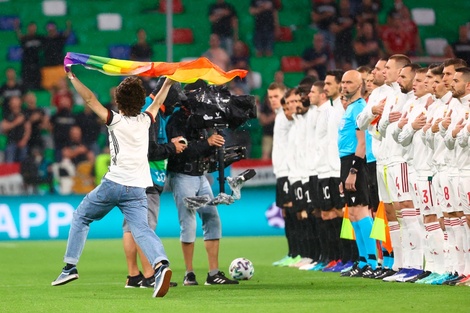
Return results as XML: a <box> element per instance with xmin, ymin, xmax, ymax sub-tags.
<box><xmin>271</xmin><ymin>55</ymin><xmax>470</xmax><ymax>286</ymax></box>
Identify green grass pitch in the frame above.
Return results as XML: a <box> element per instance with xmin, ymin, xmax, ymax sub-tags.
<box><xmin>1</xmin><ymin>236</ymin><xmax>469</xmax><ymax>313</ymax></box>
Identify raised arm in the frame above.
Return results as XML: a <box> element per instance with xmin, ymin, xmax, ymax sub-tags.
<box><xmin>66</xmin><ymin>69</ymin><xmax>108</xmax><ymax>123</ymax></box>
<box><xmin>146</xmin><ymin>77</ymin><xmax>176</xmax><ymax>118</ymax></box>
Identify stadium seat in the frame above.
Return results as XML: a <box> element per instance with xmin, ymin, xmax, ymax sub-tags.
<box><xmin>7</xmin><ymin>45</ymin><xmax>22</xmax><ymax>62</ymax></box>
<box><xmin>158</xmin><ymin>0</ymin><xmax>184</xmax><ymax>14</ymax></box>
<box><xmin>172</xmin><ymin>28</ymin><xmax>193</xmax><ymax>44</ymax></box>
<box><xmin>277</xmin><ymin>26</ymin><xmax>293</xmax><ymax>42</ymax></box>
<box><xmin>108</xmin><ymin>44</ymin><xmax>131</xmax><ymax>59</ymax></box>
<box><xmin>0</xmin><ymin>15</ymin><xmax>19</xmax><ymax>31</ymax></box>
<box><xmin>281</xmin><ymin>56</ymin><xmax>303</xmax><ymax>73</ymax></box>
<box><xmin>97</xmin><ymin>13</ymin><xmax>122</xmax><ymax>31</ymax></box>
<box><xmin>42</xmin><ymin>0</ymin><xmax>67</xmax><ymax>16</ymax></box>
<box><xmin>411</xmin><ymin>8</ymin><xmax>436</xmax><ymax>26</ymax></box>
<box><xmin>425</xmin><ymin>38</ymin><xmax>448</xmax><ymax>56</ymax></box>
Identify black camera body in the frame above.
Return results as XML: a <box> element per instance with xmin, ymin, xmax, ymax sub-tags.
<box><xmin>184</xmin><ymin>84</ymin><xmax>257</xmax><ymax>130</ymax></box>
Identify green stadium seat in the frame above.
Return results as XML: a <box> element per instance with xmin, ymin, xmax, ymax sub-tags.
<box><xmin>283</xmin><ymin>72</ymin><xmax>306</xmax><ymax>88</ymax></box>
<box><xmin>250</xmin><ymin>56</ymin><xmax>281</xmax><ymax>90</ymax></box>
<box><xmin>34</xmin><ymin>90</ymin><xmax>52</xmax><ymax>108</ymax></box>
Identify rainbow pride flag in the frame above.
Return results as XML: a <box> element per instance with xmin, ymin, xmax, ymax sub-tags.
<box><xmin>64</xmin><ymin>52</ymin><xmax>247</xmax><ymax>85</ymax></box>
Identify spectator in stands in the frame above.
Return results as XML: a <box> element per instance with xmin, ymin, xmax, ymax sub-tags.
<box><xmin>249</xmin><ymin>0</ymin><xmax>280</xmax><ymax>57</ymax></box>
<box><xmin>274</xmin><ymin>70</ymin><xmax>284</xmax><ymax>85</ymax></box>
<box><xmin>49</xmin><ymin>95</ymin><xmax>76</xmax><ymax>162</ymax></box>
<box><xmin>301</xmin><ymin>33</ymin><xmax>330</xmax><ymax>80</ymax></box>
<box><xmin>1</xmin><ymin>95</ymin><xmax>31</xmax><ymax>163</ymax></box>
<box><xmin>202</xmin><ymin>33</ymin><xmax>230</xmax><ymax>71</ymax></box>
<box><xmin>20</xmin><ymin>146</ymin><xmax>53</xmax><ymax>194</ymax></box>
<box><xmin>24</xmin><ymin>91</ymin><xmax>48</xmax><ymax>153</ymax></box>
<box><xmin>330</xmin><ymin>0</ymin><xmax>355</xmax><ymax>71</ymax></box>
<box><xmin>50</xmin><ymin>77</ymin><xmax>74</xmax><ymax>112</ymax></box>
<box><xmin>380</xmin><ymin>9</ymin><xmax>411</xmax><ymax>56</ymax></box>
<box><xmin>356</xmin><ymin>0</ymin><xmax>381</xmax><ymax>27</ymax></box>
<box><xmin>208</xmin><ymin>0</ymin><xmax>239</xmax><ymax>56</ymax></box>
<box><xmin>130</xmin><ymin>28</ymin><xmax>153</xmax><ymax>62</ymax></box>
<box><xmin>310</xmin><ymin>0</ymin><xmax>338</xmax><ymax>52</ymax></box>
<box><xmin>0</xmin><ymin>67</ymin><xmax>26</xmax><ymax>117</ymax></box>
<box><xmin>75</xmin><ymin>105</ymin><xmax>103</xmax><ymax>157</ymax></box>
<box><xmin>14</xmin><ymin>21</ymin><xmax>43</xmax><ymax>91</ymax></box>
<box><xmin>229</xmin><ymin>40</ymin><xmax>252</xmax><ymax>94</ymax></box>
<box><xmin>62</xmin><ymin>125</ymin><xmax>95</xmax><ymax>166</ymax></box>
<box><xmin>42</xmin><ymin>21</ymin><xmax>73</xmax><ymax>90</ymax></box>
<box><xmin>395</xmin><ymin>3</ymin><xmax>422</xmax><ymax>56</ymax></box>
<box><xmin>353</xmin><ymin>21</ymin><xmax>382</xmax><ymax>67</ymax></box>
<box><xmin>447</xmin><ymin>24</ymin><xmax>470</xmax><ymax>65</ymax></box>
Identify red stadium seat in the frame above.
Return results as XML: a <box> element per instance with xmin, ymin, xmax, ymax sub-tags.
<box><xmin>172</xmin><ymin>28</ymin><xmax>194</xmax><ymax>44</ymax></box>
<box><xmin>281</xmin><ymin>56</ymin><xmax>303</xmax><ymax>72</ymax></box>
<box><xmin>159</xmin><ymin>0</ymin><xmax>184</xmax><ymax>14</ymax></box>
<box><xmin>277</xmin><ymin>26</ymin><xmax>293</xmax><ymax>42</ymax></box>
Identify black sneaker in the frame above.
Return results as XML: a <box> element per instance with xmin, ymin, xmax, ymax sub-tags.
<box><xmin>183</xmin><ymin>272</ymin><xmax>199</xmax><ymax>286</ymax></box>
<box><xmin>205</xmin><ymin>271</ymin><xmax>239</xmax><ymax>285</ymax></box>
<box><xmin>152</xmin><ymin>263</ymin><xmax>172</xmax><ymax>298</ymax></box>
<box><xmin>408</xmin><ymin>270</ymin><xmax>431</xmax><ymax>283</ymax></box>
<box><xmin>350</xmin><ymin>265</ymin><xmax>368</xmax><ymax>277</ymax></box>
<box><xmin>366</xmin><ymin>268</ymin><xmax>384</xmax><ymax>279</ymax></box>
<box><xmin>51</xmin><ymin>266</ymin><xmax>79</xmax><ymax>286</ymax></box>
<box><xmin>340</xmin><ymin>263</ymin><xmax>358</xmax><ymax>277</ymax></box>
<box><xmin>376</xmin><ymin>269</ymin><xmax>396</xmax><ymax>280</ymax></box>
<box><xmin>125</xmin><ymin>272</ymin><xmax>144</xmax><ymax>288</ymax></box>
<box><xmin>361</xmin><ymin>266</ymin><xmax>375</xmax><ymax>278</ymax></box>
<box><xmin>141</xmin><ymin>275</ymin><xmax>178</xmax><ymax>288</ymax></box>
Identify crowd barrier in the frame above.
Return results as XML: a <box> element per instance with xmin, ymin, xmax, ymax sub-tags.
<box><xmin>0</xmin><ymin>186</ymin><xmax>283</xmax><ymax>241</ymax></box>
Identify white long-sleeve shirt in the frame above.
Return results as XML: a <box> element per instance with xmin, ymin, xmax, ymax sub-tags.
<box><xmin>272</xmin><ymin>108</ymin><xmax>292</xmax><ymax>178</ymax></box>
<box><xmin>447</xmin><ymin>94</ymin><xmax>470</xmax><ymax>172</ymax></box>
<box><xmin>287</xmin><ymin>111</ymin><xmax>309</xmax><ymax>184</ymax></box>
<box><xmin>427</xmin><ymin>91</ymin><xmax>460</xmax><ymax>169</ymax></box>
<box><xmin>356</xmin><ymin>84</ymin><xmax>394</xmax><ymax>131</ymax></box>
<box><xmin>314</xmin><ymin>100</ymin><xmax>344</xmax><ymax>179</ymax></box>
<box><xmin>356</xmin><ymin>84</ymin><xmax>394</xmax><ymax>165</ymax></box>
<box><xmin>305</xmin><ymin>106</ymin><xmax>319</xmax><ymax>177</ymax></box>
<box><xmin>376</xmin><ymin>84</ymin><xmax>413</xmax><ymax>166</ymax></box>
<box><xmin>397</xmin><ymin>94</ymin><xmax>436</xmax><ymax>175</ymax></box>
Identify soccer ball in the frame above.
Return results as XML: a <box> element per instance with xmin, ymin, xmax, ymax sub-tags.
<box><xmin>229</xmin><ymin>257</ymin><xmax>254</xmax><ymax>280</ymax></box>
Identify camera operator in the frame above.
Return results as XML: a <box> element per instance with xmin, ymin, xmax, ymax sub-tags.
<box><xmin>166</xmin><ymin>80</ymin><xmax>239</xmax><ymax>286</ymax></box>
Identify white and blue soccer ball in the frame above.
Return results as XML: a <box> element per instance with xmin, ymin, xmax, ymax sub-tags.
<box><xmin>229</xmin><ymin>257</ymin><xmax>254</xmax><ymax>280</ymax></box>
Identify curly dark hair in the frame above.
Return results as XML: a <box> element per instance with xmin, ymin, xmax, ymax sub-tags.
<box><xmin>115</xmin><ymin>77</ymin><xmax>146</xmax><ymax>116</ymax></box>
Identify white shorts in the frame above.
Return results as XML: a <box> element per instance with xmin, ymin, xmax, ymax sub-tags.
<box><xmin>377</xmin><ymin>162</ymin><xmax>413</xmax><ymax>203</ymax></box>
<box><xmin>435</xmin><ymin>170</ymin><xmax>461</xmax><ymax>213</ymax></box>
<box><xmin>459</xmin><ymin>175</ymin><xmax>470</xmax><ymax>215</ymax></box>
<box><xmin>417</xmin><ymin>175</ymin><xmax>441</xmax><ymax>217</ymax></box>
<box><xmin>408</xmin><ymin>167</ymin><xmax>420</xmax><ymax>208</ymax></box>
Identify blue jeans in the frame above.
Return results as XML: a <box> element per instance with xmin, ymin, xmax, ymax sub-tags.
<box><xmin>168</xmin><ymin>172</ymin><xmax>221</xmax><ymax>243</ymax></box>
<box><xmin>5</xmin><ymin>143</ymin><xmax>27</xmax><ymax>163</ymax></box>
<box><xmin>63</xmin><ymin>178</ymin><xmax>168</xmax><ymax>267</ymax></box>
